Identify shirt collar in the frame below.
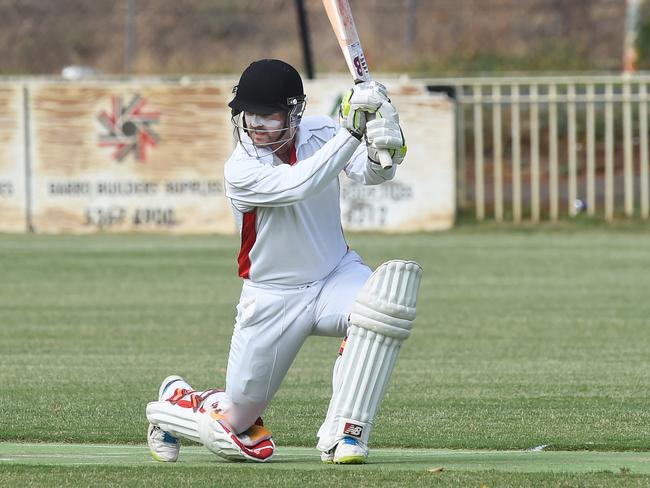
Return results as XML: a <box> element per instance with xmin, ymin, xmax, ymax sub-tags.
<box><xmin>294</xmin><ymin>119</ymin><xmax>331</xmax><ymax>151</ymax></box>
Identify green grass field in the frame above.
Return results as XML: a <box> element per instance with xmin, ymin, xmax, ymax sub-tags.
<box><xmin>1</xmin><ymin>228</ymin><xmax>650</xmax><ymax>486</ymax></box>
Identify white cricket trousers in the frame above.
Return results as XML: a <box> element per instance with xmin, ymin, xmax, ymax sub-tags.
<box><xmin>225</xmin><ymin>250</ymin><xmax>371</xmax><ymax>434</ymax></box>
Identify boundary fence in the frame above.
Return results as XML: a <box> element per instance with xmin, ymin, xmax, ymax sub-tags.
<box><xmin>431</xmin><ymin>74</ymin><xmax>650</xmax><ymax>222</ymax></box>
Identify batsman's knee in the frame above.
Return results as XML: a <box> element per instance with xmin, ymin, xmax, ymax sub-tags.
<box><xmin>349</xmin><ymin>260</ymin><xmax>421</xmax><ymax>340</ymax></box>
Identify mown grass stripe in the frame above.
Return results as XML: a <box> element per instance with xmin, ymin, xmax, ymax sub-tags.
<box><xmin>2</xmin><ymin>443</ymin><xmax>650</xmax><ymax>474</ymax></box>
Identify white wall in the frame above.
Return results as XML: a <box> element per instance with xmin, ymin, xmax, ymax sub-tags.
<box><xmin>0</xmin><ymin>77</ymin><xmax>455</xmax><ymax>233</ymax></box>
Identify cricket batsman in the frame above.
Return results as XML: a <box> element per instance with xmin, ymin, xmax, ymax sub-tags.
<box><xmin>146</xmin><ymin>59</ymin><xmax>422</xmax><ymax>464</ymax></box>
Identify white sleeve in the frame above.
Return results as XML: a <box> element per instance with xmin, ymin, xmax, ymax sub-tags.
<box><xmin>344</xmin><ymin>138</ymin><xmax>397</xmax><ymax>185</ymax></box>
<box><xmin>225</xmin><ymin>128</ymin><xmax>361</xmax><ymax>208</ymax></box>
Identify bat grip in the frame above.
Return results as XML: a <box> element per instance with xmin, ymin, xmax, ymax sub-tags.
<box><xmin>365</xmin><ymin>111</ymin><xmax>393</xmax><ymax>169</ymax></box>
<box><xmin>377</xmin><ymin>149</ymin><xmax>393</xmax><ymax>169</ymax></box>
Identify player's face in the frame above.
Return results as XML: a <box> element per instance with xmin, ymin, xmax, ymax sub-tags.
<box><xmin>244</xmin><ymin>111</ymin><xmax>287</xmax><ymax>146</ymax></box>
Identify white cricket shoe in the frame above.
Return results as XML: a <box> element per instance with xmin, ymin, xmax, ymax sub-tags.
<box><xmin>147</xmin><ymin>375</ymin><xmax>188</xmax><ymax>462</ymax></box>
<box><xmin>147</xmin><ymin>423</ymin><xmax>180</xmax><ymax>462</ymax></box>
<box><xmin>321</xmin><ymin>437</ymin><xmax>368</xmax><ymax>464</ymax></box>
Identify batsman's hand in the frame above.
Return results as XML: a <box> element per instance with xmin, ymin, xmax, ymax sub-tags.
<box><xmin>366</xmin><ymin>101</ymin><xmax>407</xmax><ymax>166</ymax></box>
<box><xmin>348</xmin><ymin>81</ymin><xmax>388</xmax><ymax>111</ymax></box>
<box><xmin>340</xmin><ymin>81</ymin><xmax>389</xmax><ymax>139</ymax></box>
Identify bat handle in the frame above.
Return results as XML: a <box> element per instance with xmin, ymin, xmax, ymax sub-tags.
<box><xmin>377</xmin><ymin>149</ymin><xmax>393</xmax><ymax>169</ymax></box>
<box><xmin>365</xmin><ymin>110</ymin><xmax>393</xmax><ymax>169</ymax></box>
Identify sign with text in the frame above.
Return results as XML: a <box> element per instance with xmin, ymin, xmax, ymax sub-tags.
<box><xmin>29</xmin><ymin>83</ymin><xmax>235</xmax><ymax>233</ymax></box>
<box><xmin>1</xmin><ymin>78</ymin><xmax>454</xmax><ymax>234</ymax></box>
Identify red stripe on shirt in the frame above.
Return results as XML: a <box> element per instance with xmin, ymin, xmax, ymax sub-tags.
<box><xmin>238</xmin><ymin>210</ymin><xmax>257</xmax><ymax>279</ymax></box>
<box><xmin>289</xmin><ymin>145</ymin><xmax>297</xmax><ymax>165</ymax></box>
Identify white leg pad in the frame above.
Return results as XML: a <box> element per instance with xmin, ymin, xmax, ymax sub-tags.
<box><xmin>198</xmin><ymin>411</ymin><xmax>275</xmax><ymax>462</ymax></box>
<box><xmin>146</xmin><ymin>400</ymin><xmax>202</xmax><ymax>443</ymax></box>
<box><xmin>146</xmin><ymin>400</ymin><xmax>275</xmax><ymax>462</ymax></box>
<box><xmin>317</xmin><ymin>260</ymin><xmax>422</xmax><ymax>452</ymax></box>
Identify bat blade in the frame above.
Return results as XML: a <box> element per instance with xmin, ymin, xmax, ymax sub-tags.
<box><xmin>322</xmin><ymin>0</ymin><xmax>394</xmax><ymax>169</ymax></box>
<box><xmin>322</xmin><ymin>0</ymin><xmax>371</xmax><ymax>83</ymax></box>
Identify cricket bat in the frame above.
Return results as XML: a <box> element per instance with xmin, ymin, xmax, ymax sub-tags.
<box><xmin>322</xmin><ymin>0</ymin><xmax>394</xmax><ymax>168</ymax></box>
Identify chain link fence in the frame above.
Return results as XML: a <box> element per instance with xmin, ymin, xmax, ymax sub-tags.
<box><xmin>0</xmin><ymin>0</ymin><xmax>631</xmax><ymax>77</ymax></box>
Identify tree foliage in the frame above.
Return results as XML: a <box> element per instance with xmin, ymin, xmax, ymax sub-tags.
<box><xmin>637</xmin><ymin>2</ymin><xmax>650</xmax><ymax>69</ymax></box>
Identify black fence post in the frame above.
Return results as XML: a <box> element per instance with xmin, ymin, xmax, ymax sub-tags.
<box><xmin>295</xmin><ymin>0</ymin><xmax>315</xmax><ymax>79</ymax></box>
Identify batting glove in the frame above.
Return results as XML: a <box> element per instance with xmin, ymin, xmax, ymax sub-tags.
<box><xmin>348</xmin><ymin>81</ymin><xmax>388</xmax><ymax>111</ymax></box>
<box><xmin>366</xmin><ymin>101</ymin><xmax>407</xmax><ymax>165</ymax></box>
<box><xmin>340</xmin><ymin>81</ymin><xmax>389</xmax><ymax>139</ymax></box>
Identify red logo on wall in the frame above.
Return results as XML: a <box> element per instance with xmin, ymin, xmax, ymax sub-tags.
<box><xmin>98</xmin><ymin>95</ymin><xmax>160</xmax><ymax>162</ymax></box>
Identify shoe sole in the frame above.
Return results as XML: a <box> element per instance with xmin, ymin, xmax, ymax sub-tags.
<box><xmin>334</xmin><ymin>455</ymin><xmax>367</xmax><ymax>464</ymax></box>
<box><xmin>149</xmin><ymin>449</ymin><xmax>176</xmax><ymax>463</ymax></box>
<box><xmin>158</xmin><ymin>375</ymin><xmax>185</xmax><ymax>400</ymax></box>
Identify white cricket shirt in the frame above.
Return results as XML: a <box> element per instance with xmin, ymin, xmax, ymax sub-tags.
<box><xmin>224</xmin><ymin>115</ymin><xmax>396</xmax><ymax>286</ymax></box>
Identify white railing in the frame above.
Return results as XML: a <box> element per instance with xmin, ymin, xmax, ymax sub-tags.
<box><xmin>429</xmin><ymin>75</ymin><xmax>650</xmax><ymax>222</ymax></box>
